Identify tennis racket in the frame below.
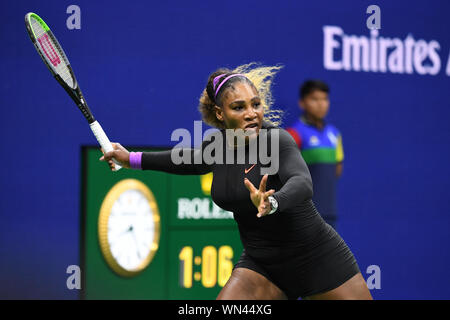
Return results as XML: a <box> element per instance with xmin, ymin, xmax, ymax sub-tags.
<box><xmin>25</xmin><ymin>12</ymin><xmax>121</xmax><ymax>170</ymax></box>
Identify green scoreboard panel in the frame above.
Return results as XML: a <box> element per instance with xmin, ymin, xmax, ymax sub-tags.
<box><xmin>81</xmin><ymin>147</ymin><xmax>243</xmax><ymax>299</ymax></box>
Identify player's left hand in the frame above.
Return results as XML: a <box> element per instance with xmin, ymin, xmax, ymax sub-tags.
<box><xmin>244</xmin><ymin>174</ymin><xmax>275</xmax><ymax>218</ymax></box>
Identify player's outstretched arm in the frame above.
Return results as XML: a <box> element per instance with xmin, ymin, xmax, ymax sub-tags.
<box><xmin>100</xmin><ymin>142</ymin><xmax>212</xmax><ymax>175</ymax></box>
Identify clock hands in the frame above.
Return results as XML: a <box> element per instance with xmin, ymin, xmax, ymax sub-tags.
<box><xmin>130</xmin><ymin>229</ymin><xmax>142</xmax><ymax>260</ymax></box>
<box><xmin>120</xmin><ymin>224</ymin><xmax>142</xmax><ymax>261</ymax></box>
<box><xmin>110</xmin><ymin>225</ymin><xmax>134</xmax><ymax>249</ymax></box>
<box><xmin>111</xmin><ymin>222</ymin><xmax>148</xmax><ymax>267</ymax></box>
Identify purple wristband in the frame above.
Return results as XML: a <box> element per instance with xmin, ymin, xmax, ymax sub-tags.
<box><xmin>129</xmin><ymin>152</ymin><xmax>143</xmax><ymax>170</ymax></box>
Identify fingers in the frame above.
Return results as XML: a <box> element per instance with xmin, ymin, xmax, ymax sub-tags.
<box><xmin>256</xmin><ymin>199</ymin><xmax>267</xmax><ymax>218</ymax></box>
<box><xmin>258</xmin><ymin>174</ymin><xmax>268</xmax><ymax>192</ymax></box>
<box><xmin>245</xmin><ymin>176</ymin><xmax>273</xmax><ymax>196</ymax></box>
<box><xmin>103</xmin><ymin>151</ymin><xmax>116</xmax><ymax>161</ymax></box>
<box><xmin>100</xmin><ymin>142</ymin><xmax>120</xmax><ymax>155</ymax></box>
<box><xmin>99</xmin><ymin>151</ymin><xmax>115</xmax><ymax>164</ymax></box>
<box><xmin>100</xmin><ymin>152</ymin><xmax>114</xmax><ymax>162</ymax></box>
<box><xmin>112</xmin><ymin>142</ymin><xmax>124</xmax><ymax>151</ymax></box>
<box><xmin>99</xmin><ymin>157</ymin><xmax>116</xmax><ymax>171</ymax></box>
<box><xmin>244</xmin><ymin>178</ymin><xmax>257</xmax><ymax>193</ymax></box>
<box><xmin>257</xmin><ymin>203</ymin><xmax>269</xmax><ymax>218</ymax></box>
<box><xmin>256</xmin><ymin>195</ymin><xmax>267</xmax><ymax>218</ymax></box>
<box><xmin>256</xmin><ymin>189</ymin><xmax>275</xmax><ymax>218</ymax></box>
<box><xmin>106</xmin><ymin>158</ymin><xmax>116</xmax><ymax>171</ymax></box>
<box><xmin>99</xmin><ymin>143</ymin><xmax>122</xmax><ymax>172</ymax></box>
<box><xmin>244</xmin><ymin>175</ymin><xmax>276</xmax><ymax>218</ymax></box>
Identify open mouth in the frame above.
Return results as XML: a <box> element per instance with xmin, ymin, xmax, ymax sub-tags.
<box><xmin>245</xmin><ymin>123</ymin><xmax>258</xmax><ymax>129</ymax></box>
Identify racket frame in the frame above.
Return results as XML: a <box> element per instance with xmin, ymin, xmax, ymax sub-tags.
<box><xmin>25</xmin><ymin>12</ymin><xmax>122</xmax><ymax>170</ymax></box>
<box><xmin>25</xmin><ymin>13</ymin><xmax>95</xmax><ymax>124</ymax></box>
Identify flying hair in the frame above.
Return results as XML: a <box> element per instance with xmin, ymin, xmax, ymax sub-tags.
<box><xmin>199</xmin><ymin>62</ymin><xmax>284</xmax><ymax>129</ymax></box>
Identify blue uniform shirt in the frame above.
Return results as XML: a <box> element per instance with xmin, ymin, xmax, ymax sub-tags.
<box><xmin>286</xmin><ymin>115</ymin><xmax>344</xmax><ymax>220</ymax></box>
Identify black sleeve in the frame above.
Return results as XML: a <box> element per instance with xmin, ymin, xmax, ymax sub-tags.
<box><xmin>141</xmin><ymin>137</ymin><xmax>213</xmax><ymax>175</ymax></box>
<box><xmin>271</xmin><ymin>128</ymin><xmax>313</xmax><ymax>212</ymax></box>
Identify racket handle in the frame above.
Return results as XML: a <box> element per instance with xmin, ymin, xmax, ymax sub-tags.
<box><xmin>90</xmin><ymin>121</ymin><xmax>122</xmax><ymax>171</ymax></box>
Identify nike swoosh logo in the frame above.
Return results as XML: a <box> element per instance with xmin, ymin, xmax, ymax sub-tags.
<box><xmin>245</xmin><ymin>164</ymin><xmax>256</xmax><ymax>174</ymax></box>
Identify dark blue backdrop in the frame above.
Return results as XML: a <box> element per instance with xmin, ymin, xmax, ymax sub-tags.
<box><xmin>1</xmin><ymin>0</ymin><xmax>449</xmax><ymax>299</ymax></box>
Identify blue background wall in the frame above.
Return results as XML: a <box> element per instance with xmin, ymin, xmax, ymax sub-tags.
<box><xmin>1</xmin><ymin>0</ymin><xmax>449</xmax><ymax>299</ymax></box>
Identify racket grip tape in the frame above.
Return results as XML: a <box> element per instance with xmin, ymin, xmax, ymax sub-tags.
<box><xmin>89</xmin><ymin>121</ymin><xmax>122</xmax><ymax>171</ymax></box>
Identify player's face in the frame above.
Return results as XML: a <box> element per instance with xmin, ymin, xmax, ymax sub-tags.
<box><xmin>299</xmin><ymin>90</ymin><xmax>330</xmax><ymax>120</ymax></box>
<box><xmin>216</xmin><ymin>81</ymin><xmax>264</xmax><ymax>140</ymax></box>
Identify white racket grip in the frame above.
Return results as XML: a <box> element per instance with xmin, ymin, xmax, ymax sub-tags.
<box><xmin>90</xmin><ymin>121</ymin><xmax>122</xmax><ymax>171</ymax></box>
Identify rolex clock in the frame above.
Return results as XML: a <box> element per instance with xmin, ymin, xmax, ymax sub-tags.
<box><xmin>98</xmin><ymin>179</ymin><xmax>161</xmax><ymax>277</ymax></box>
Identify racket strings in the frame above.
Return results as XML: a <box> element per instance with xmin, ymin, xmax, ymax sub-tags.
<box><xmin>30</xmin><ymin>17</ymin><xmax>74</xmax><ymax>88</ymax></box>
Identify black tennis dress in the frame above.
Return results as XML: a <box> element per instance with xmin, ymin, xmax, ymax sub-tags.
<box><xmin>141</xmin><ymin>121</ymin><xmax>360</xmax><ymax>299</ymax></box>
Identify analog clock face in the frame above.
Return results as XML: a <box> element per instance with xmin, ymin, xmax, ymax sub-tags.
<box><xmin>108</xmin><ymin>189</ymin><xmax>155</xmax><ymax>271</ymax></box>
<box><xmin>98</xmin><ymin>179</ymin><xmax>160</xmax><ymax>277</ymax></box>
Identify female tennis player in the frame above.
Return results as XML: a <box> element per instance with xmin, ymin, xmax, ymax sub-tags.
<box><xmin>100</xmin><ymin>63</ymin><xmax>373</xmax><ymax>300</ymax></box>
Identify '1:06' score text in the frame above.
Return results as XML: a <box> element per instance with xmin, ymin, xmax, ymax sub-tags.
<box><xmin>179</xmin><ymin>245</ymin><xmax>234</xmax><ymax>288</ymax></box>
